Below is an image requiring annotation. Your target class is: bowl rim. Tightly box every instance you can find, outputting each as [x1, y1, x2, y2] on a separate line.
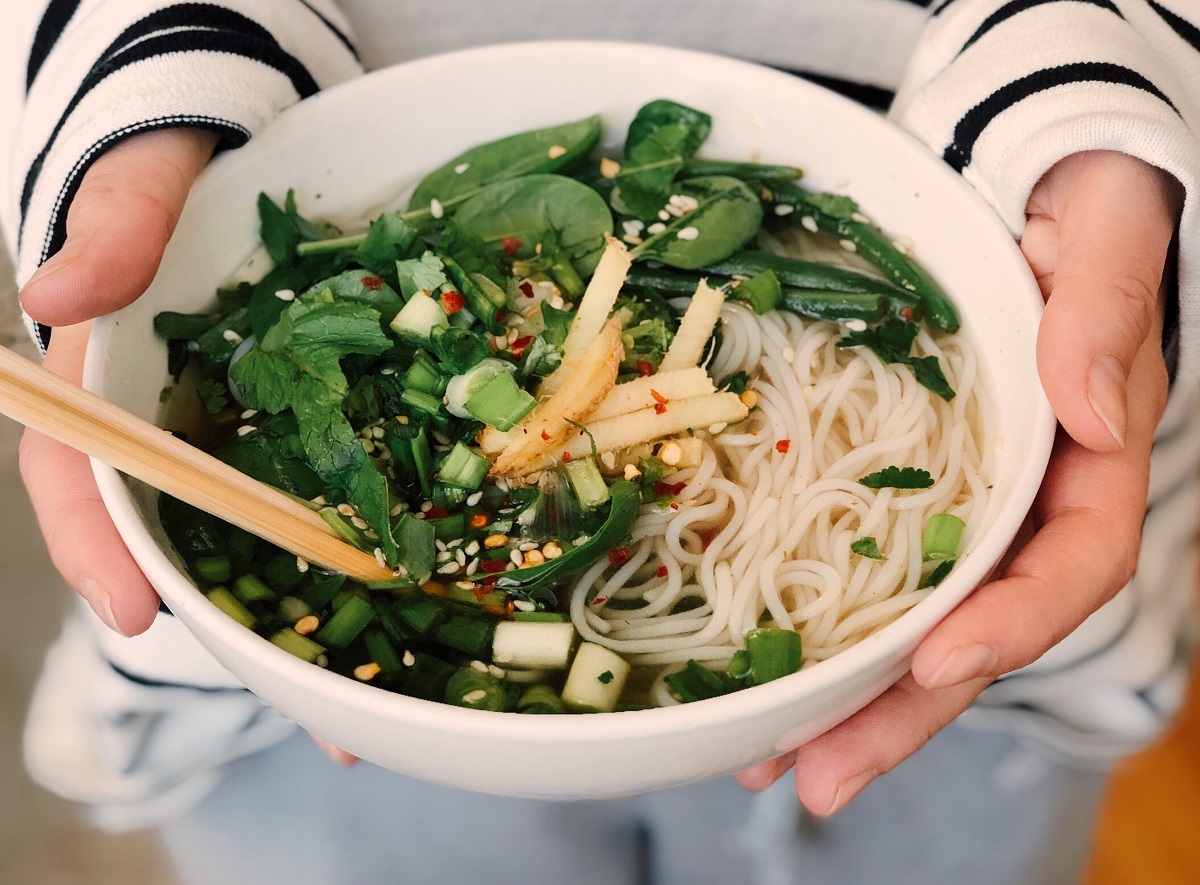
[85, 39, 1056, 743]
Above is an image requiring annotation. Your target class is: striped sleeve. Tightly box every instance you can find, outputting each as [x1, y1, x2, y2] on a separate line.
[890, 0, 1200, 378]
[8, 0, 362, 348]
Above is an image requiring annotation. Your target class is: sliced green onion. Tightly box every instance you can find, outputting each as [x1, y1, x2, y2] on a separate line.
[922, 513, 965, 562]
[732, 269, 782, 314]
[232, 574, 275, 606]
[315, 594, 376, 649]
[270, 628, 325, 663]
[564, 455, 610, 509]
[400, 350, 448, 395]
[464, 370, 536, 431]
[438, 441, 490, 490]
[444, 667, 506, 711]
[206, 587, 257, 628]
[194, 555, 231, 583]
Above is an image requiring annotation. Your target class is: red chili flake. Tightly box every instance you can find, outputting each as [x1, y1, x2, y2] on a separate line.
[670, 503, 679, 510]
[592, 596, 608, 606]
[425, 506, 448, 520]
[501, 236, 522, 257]
[562, 452, 572, 462]
[540, 429, 551, 441]
[636, 360, 655, 377]
[776, 439, 791, 454]
[519, 281, 535, 299]
[649, 389, 668, 404]
[608, 547, 632, 565]
[510, 335, 533, 358]
[480, 576, 499, 589]
[900, 306, 914, 322]
[472, 584, 491, 602]
[654, 402, 668, 414]
[697, 527, 720, 550]
[656, 565, 669, 578]
[480, 559, 508, 574]
[654, 480, 688, 498]
[439, 290, 465, 314]
[360, 275, 384, 290]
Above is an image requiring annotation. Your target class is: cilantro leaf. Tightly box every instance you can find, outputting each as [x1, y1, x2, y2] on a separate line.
[718, 370, 751, 395]
[850, 536, 886, 560]
[395, 251, 448, 299]
[229, 300, 398, 562]
[838, 317, 954, 401]
[858, 466, 934, 490]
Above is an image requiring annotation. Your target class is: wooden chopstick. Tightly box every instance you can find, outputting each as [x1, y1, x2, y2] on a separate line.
[0, 345, 395, 582]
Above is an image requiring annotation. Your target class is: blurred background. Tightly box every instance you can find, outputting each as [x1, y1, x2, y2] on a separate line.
[1, 242, 1197, 884]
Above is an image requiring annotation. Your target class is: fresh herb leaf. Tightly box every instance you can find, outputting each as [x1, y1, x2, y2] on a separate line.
[664, 659, 738, 703]
[850, 536, 886, 560]
[616, 100, 712, 219]
[838, 317, 954, 400]
[356, 211, 419, 278]
[718, 371, 751, 395]
[921, 559, 955, 589]
[858, 466, 934, 490]
[395, 252, 448, 300]
[195, 378, 229, 416]
[539, 301, 574, 347]
[257, 190, 326, 266]
[597, 670, 615, 685]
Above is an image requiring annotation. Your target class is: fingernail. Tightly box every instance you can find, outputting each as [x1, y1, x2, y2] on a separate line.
[79, 576, 125, 635]
[1087, 354, 1127, 449]
[922, 643, 997, 689]
[23, 238, 87, 290]
[825, 769, 878, 816]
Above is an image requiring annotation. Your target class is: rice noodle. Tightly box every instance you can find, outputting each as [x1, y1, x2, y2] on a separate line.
[568, 301, 994, 678]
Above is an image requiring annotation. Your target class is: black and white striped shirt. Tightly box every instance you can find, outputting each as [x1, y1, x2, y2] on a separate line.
[4, 0, 1199, 828]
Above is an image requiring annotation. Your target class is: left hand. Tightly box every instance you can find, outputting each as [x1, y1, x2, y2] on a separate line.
[737, 151, 1179, 814]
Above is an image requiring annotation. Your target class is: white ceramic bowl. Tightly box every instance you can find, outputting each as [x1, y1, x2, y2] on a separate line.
[86, 42, 1054, 799]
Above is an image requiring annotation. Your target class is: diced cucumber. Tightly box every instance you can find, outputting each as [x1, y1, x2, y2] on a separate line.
[564, 456, 610, 509]
[562, 642, 630, 713]
[389, 292, 449, 343]
[491, 620, 577, 670]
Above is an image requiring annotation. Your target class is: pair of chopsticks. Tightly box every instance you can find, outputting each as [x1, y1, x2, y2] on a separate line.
[0, 344, 395, 582]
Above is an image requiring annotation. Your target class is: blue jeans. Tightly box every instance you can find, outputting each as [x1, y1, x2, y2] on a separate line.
[159, 721, 1107, 885]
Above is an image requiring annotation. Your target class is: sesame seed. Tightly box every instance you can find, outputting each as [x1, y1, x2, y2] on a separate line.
[542, 541, 563, 560]
[462, 689, 488, 704]
[465, 540, 480, 556]
[547, 144, 567, 159]
[470, 659, 490, 672]
[622, 235, 643, 246]
[363, 530, 379, 540]
[839, 239, 858, 252]
[466, 491, 483, 507]
[374, 547, 387, 567]
[465, 559, 480, 576]
[371, 426, 386, 440]
[223, 330, 244, 345]
[647, 222, 667, 235]
[622, 219, 645, 236]
[599, 157, 621, 179]
[403, 651, 416, 667]
[512, 599, 536, 612]
[437, 561, 460, 575]
[236, 425, 255, 437]
[801, 216, 819, 233]
[658, 210, 671, 222]
[437, 551, 452, 564]
[505, 563, 517, 571]
[337, 503, 356, 516]
[773, 204, 795, 216]
[676, 226, 700, 241]
[240, 409, 258, 420]
[274, 288, 296, 301]
[429, 198, 444, 219]
[518, 541, 538, 552]
[851, 212, 871, 224]
[455, 549, 467, 566]
[488, 664, 506, 679]
[296, 556, 310, 573]
[510, 550, 524, 567]
[435, 539, 448, 552]
[454, 162, 470, 174]
[664, 203, 684, 217]
[421, 501, 434, 513]
[351, 516, 369, 530]
[843, 319, 868, 332]
[389, 503, 406, 517]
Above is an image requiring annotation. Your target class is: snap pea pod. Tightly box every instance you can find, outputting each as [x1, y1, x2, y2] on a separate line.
[495, 480, 640, 595]
[704, 251, 919, 304]
[681, 159, 801, 184]
[768, 182, 960, 333]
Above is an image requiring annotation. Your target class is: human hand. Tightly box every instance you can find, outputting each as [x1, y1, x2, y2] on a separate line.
[737, 151, 1179, 813]
[18, 129, 219, 635]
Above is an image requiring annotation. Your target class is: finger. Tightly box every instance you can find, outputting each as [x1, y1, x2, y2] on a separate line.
[1027, 151, 1178, 452]
[740, 674, 990, 815]
[18, 324, 160, 635]
[19, 128, 218, 326]
[913, 324, 1165, 691]
[308, 734, 359, 766]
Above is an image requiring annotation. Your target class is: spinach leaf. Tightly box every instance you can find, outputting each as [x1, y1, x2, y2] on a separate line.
[409, 115, 602, 211]
[616, 100, 712, 219]
[229, 301, 398, 561]
[631, 175, 762, 269]
[445, 174, 612, 278]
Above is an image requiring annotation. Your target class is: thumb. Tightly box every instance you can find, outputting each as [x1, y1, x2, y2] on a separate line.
[19, 128, 219, 326]
[1026, 151, 1179, 453]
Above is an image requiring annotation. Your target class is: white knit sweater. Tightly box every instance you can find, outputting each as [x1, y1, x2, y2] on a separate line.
[3, 0, 1199, 828]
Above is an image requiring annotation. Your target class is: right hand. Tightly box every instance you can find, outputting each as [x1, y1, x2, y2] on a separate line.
[18, 128, 218, 636]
